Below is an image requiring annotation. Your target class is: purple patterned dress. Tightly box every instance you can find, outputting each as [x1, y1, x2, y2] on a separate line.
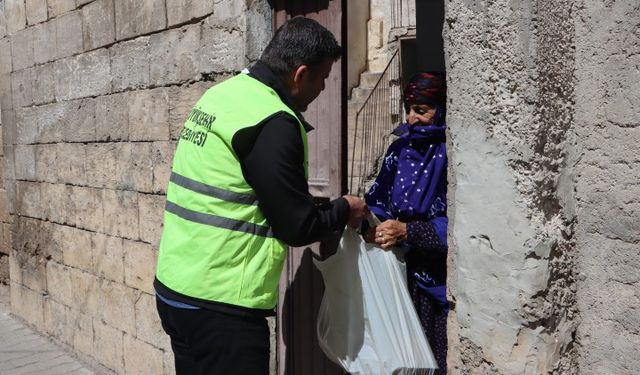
[365, 122, 448, 374]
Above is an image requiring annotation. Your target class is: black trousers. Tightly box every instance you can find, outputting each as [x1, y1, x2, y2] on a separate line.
[156, 296, 270, 375]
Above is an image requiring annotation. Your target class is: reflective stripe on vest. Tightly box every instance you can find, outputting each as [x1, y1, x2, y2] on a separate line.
[156, 73, 308, 310]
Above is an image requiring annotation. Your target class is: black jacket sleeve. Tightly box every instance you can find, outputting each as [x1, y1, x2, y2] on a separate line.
[233, 112, 350, 247]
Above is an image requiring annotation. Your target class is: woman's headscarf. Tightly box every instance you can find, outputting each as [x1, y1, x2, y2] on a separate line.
[403, 72, 446, 122]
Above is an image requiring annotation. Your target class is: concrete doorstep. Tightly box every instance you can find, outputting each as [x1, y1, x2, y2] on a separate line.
[0, 285, 97, 375]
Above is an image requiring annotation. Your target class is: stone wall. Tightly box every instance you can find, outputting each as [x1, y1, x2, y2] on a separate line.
[574, 1, 640, 374]
[0, 0, 272, 373]
[446, 0, 639, 374]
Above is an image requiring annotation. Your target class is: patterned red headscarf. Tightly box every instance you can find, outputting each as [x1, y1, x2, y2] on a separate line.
[403, 72, 447, 112]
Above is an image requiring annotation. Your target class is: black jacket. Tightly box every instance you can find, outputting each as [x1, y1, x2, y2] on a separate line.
[236, 61, 349, 246]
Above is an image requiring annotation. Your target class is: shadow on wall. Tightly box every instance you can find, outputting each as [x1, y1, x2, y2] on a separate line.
[280, 236, 343, 375]
[268, 0, 331, 15]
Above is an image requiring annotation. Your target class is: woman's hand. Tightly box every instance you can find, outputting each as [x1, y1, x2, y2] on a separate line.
[364, 220, 407, 250]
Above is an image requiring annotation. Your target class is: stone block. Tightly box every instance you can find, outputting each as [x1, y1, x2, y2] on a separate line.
[167, 0, 212, 26]
[69, 185, 103, 232]
[41, 184, 66, 225]
[2, 223, 12, 254]
[111, 142, 152, 192]
[72, 312, 94, 357]
[15, 106, 37, 144]
[47, 0, 76, 18]
[0, 38, 12, 74]
[245, 0, 271, 62]
[110, 36, 150, 91]
[26, 0, 48, 25]
[62, 98, 96, 142]
[0, 190, 9, 222]
[149, 24, 200, 86]
[45, 260, 72, 306]
[40, 182, 67, 224]
[44, 298, 73, 345]
[95, 92, 129, 141]
[15, 180, 41, 217]
[138, 193, 163, 246]
[55, 10, 82, 59]
[123, 239, 155, 294]
[36, 101, 65, 143]
[54, 48, 111, 101]
[5, 0, 27, 34]
[35, 144, 57, 183]
[114, 0, 166, 40]
[33, 62, 55, 105]
[46, 222, 66, 262]
[168, 82, 209, 140]
[9, 250, 22, 285]
[128, 87, 170, 141]
[61, 225, 92, 271]
[102, 188, 139, 240]
[130, 142, 153, 192]
[91, 232, 124, 282]
[33, 20, 57, 65]
[210, 0, 246, 30]
[0, 9, 7, 38]
[199, 20, 245, 74]
[163, 348, 176, 375]
[151, 141, 174, 193]
[18, 252, 47, 292]
[0, 74, 13, 111]
[82, 0, 115, 50]
[124, 334, 164, 375]
[14, 144, 36, 180]
[93, 318, 124, 374]
[67, 266, 98, 313]
[84, 143, 118, 188]
[55, 143, 86, 186]
[134, 292, 166, 346]
[11, 67, 34, 108]
[99, 280, 136, 333]
[11, 282, 45, 328]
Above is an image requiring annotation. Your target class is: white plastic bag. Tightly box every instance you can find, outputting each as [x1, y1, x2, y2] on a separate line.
[314, 222, 438, 375]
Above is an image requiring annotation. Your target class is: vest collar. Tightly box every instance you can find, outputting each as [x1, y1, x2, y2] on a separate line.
[248, 61, 314, 133]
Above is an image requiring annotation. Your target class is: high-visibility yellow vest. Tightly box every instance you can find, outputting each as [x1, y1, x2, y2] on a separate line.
[156, 73, 308, 310]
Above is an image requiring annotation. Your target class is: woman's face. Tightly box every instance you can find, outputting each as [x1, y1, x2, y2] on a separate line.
[406, 104, 437, 125]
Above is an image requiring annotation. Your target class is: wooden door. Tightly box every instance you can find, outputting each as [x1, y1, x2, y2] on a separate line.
[272, 1, 346, 374]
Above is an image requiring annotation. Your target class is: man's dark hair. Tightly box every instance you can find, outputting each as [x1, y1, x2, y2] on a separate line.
[260, 17, 341, 77]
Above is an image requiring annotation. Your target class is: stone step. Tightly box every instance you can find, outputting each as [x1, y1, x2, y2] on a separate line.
[360, 72, 383, 88]
[350, 86, 372, 103]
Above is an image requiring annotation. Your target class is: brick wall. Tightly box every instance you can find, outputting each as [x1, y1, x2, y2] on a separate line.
[0, 0, 272, 373]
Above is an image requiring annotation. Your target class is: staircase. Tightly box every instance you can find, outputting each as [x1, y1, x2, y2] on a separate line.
[347, 71, 381, 195]
[347, 50, 403, 196]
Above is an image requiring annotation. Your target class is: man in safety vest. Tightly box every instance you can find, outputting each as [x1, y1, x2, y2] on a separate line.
[154, 17, 368, 374]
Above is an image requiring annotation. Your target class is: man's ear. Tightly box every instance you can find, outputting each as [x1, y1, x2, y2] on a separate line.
[292, 64, 310, 88]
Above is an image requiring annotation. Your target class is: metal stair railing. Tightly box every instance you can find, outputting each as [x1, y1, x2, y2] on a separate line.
[349, 49, 403, 196]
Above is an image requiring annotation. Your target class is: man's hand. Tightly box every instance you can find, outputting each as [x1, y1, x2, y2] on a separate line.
[342, 195, 368, 228]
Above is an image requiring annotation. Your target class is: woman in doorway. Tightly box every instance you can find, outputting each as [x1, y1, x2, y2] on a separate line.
[363, 72, 448, 374]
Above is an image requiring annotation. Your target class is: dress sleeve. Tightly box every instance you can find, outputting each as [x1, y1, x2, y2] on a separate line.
[406, 217, 447, 255]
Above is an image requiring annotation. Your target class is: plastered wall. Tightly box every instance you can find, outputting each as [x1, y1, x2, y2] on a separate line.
[446, 0, 639, 374]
